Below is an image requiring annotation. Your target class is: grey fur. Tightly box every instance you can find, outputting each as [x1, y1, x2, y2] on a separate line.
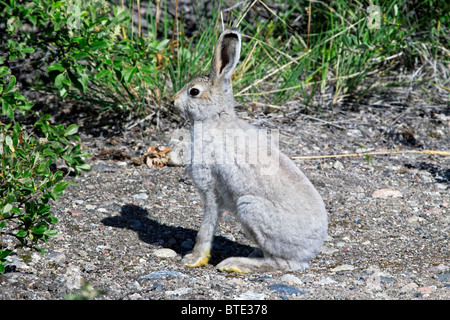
[172, 28, 328, 273]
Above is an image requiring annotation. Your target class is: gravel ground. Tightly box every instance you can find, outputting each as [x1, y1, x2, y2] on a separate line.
[1, 90, 449, 300]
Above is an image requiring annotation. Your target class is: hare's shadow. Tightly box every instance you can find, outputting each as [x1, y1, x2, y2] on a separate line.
[101, 204, 255, 266]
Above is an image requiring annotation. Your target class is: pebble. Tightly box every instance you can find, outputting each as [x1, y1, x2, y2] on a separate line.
[268, 283, 306, 296]
[333, 161, 345, 170]
[46, 253, 66, 264]
[321, 246, 339, 255]
[401, 282, 419, 292]
[436, 273, 450, 282]
[133, 192, 148, 200]
[153, 248, 177, 258]
[165, 287, 192, 296]
[280, 274, 302, 285]
[417, 286, 433, 294]
[372, 188, 403, 199]
[139, 269, 189, 280]
[235, 290, 266, 300]
[407, 216, 425, 223]
[316, 277, 337, 285]
[331, 264, 355, 272]
[91, 163, 117, 172]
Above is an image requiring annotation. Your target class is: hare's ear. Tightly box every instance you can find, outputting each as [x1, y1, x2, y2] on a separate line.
[210, 28, 241, 85]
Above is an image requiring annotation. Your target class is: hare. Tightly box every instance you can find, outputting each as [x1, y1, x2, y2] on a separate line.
[172, 28, 328, 273]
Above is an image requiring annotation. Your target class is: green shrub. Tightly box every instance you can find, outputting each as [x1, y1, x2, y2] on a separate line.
[0, 65, 90, 274]
[1, 0, 172, 116]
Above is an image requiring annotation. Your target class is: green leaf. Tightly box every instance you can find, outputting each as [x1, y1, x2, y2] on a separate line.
[76, 163, 91, 171]
[52, 181, 71, 195]
[123, 66, 137, 84]
[44, 230, 58, 237]
[91, 40, 108, 51]
[32, 225, 47, 234]
[2, 203, 12, 214]
[16, 229, 27, 237]
[54, 72, 65, 87]
[0, 249, 12, 260]
[48, 63, 65, 72]
[79, 73, 89, 92]
[64, 124, 79, 136]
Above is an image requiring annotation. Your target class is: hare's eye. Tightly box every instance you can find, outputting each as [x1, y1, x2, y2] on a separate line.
[189, 88, 200, 96]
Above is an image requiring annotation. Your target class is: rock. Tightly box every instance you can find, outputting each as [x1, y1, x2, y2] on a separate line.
[46, 253, 66, 264]
[139, 269, 189, 280]
[333, 160, 344, 170]
[153, 248, 177, 258]
[436, 273, 450, 282]
[268, 283, 306, 295]
[401, 282, 419, 292]
[235, 290, 266, 300]
[407, 216, 425, 223]
[316, 277, 337, 285]
[372, 188, 403, 199]
[280, 274, 302, 285]
[417, 286, 433, 294]
[165, 287, 192, 296]
[91, 163, 117, 172]
[331, 264, 355, 272]
[133, 192, 148, 200]
[380, 276, 396, 283]
[321, 246, 339, 255]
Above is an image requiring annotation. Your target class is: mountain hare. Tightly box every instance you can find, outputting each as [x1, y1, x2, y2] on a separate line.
[172, 28, 328, 273]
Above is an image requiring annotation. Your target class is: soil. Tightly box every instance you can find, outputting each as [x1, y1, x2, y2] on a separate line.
[1, 84, 448, 301]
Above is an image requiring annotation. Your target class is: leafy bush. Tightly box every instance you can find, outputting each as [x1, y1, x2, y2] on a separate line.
[1, 0, 172, 116]
[0, 65, 90, 274]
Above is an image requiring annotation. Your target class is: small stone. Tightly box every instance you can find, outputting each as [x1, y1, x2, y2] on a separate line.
[280, 274, 303, 285]
[86, 204, 96, 211]
[321, 246, 339, 255]
[407, 216, 425, 223]
[74, 200, 84, 205]
[116, 161, 127, 167]
[153, 248, 177, 258]
[92, 163, 117, 172]
[331, 264, 355, 272]
[380, 276, 396, 283]
[46, 252, 66, 264]
[127, 281, 142, 291]
[165, 287, 192, 296]
[436, 273, 450, 282]
[417, 286, 433, 294]
[139, 269, 188, 280]
[133, 192, 148, 200]
[268, 283, 306, 295]
[316, 277, 337, 285]
[235, 290, 266, 300]
[401, 282, 419, 292]
[333, 161, 344, 170]
[372, 188, 402, 199]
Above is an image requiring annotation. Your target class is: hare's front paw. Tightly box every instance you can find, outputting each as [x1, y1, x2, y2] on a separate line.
[182, 250, 210, 268]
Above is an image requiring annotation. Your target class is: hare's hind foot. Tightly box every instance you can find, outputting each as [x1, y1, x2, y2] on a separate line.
[216, 256, 310, 273]
[182, 249, 211, 268]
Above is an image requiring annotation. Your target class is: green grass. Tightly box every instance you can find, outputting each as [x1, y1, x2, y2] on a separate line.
[159, 0, 449, 110]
